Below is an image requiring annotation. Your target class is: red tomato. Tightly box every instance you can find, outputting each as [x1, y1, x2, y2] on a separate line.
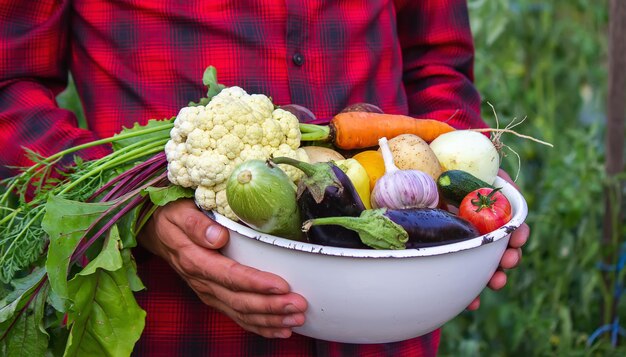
[458, 188, 512, 235]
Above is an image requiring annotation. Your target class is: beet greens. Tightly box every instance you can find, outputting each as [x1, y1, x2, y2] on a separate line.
[0, 118, 193, 356]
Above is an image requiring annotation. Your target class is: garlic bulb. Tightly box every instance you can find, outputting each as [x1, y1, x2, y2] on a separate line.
[371, 137, 439, 209]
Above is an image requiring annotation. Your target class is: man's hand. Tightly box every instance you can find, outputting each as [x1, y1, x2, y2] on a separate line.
[137, 199, 308, 338]
[466, 169, 529, 310]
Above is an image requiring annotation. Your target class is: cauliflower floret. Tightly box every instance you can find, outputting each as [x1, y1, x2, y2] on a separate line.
[187, 151, 234, 187]
[248, 94, 275, 115]
[215, 189, 236, 220]
[273, 108, 301, 149]
[174, 106, 202, 137]
[186, 128, 215, 156]
[165, 85, 308, 220]
[168, 127, 185, 143]
[164, 140, 186, 162]
[239, 144, 270, 162]
[216, 134, 244, 160]
[295, 147, 310, 162]
[195, 185, 216, 211]
[209, 124, 229, 141]
[193, 108, 214, 131]
[231, 123, 247, 139]
[272, 144, 310, 182]
[167, 159, 192, 187]
[211, 112, 231, 128]
[261, 119, 283, 148]
[244, 124, 264, 144]
[208, 87, 273, 126]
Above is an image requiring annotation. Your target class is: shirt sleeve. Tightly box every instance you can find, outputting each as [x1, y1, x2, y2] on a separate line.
[396, 0, 487, 130]
[0, 1, 110, 179]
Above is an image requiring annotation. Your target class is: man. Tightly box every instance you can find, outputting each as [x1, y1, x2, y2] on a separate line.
[0, 1, 527, 355]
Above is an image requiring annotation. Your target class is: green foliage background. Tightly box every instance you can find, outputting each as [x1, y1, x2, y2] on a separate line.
[55, 1, 625, 355]
[440, 1, 626, 356]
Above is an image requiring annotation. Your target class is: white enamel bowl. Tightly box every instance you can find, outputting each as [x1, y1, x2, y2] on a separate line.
[205, 177, 527, 344]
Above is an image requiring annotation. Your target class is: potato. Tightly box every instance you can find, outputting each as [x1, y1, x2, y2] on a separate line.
[381, 134, 443, 180]
[302, 146, 345, 163]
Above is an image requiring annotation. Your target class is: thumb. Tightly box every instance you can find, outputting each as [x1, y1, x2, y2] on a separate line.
[174, 200, 230, 249]
[203, 220, 230, 249]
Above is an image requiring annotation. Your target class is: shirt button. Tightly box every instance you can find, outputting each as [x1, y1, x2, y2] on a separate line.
[292, 53, 304, 66]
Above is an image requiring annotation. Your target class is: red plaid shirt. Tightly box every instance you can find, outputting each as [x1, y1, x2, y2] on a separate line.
[1, 0, 485, 355]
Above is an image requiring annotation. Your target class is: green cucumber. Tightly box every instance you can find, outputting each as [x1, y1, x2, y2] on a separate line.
[437, 170, 495, 207]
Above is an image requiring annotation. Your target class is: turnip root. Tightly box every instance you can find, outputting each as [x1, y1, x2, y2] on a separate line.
[429, 130, 500, 185]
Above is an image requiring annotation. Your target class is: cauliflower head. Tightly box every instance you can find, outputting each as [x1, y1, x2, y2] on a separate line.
[165, 86, 308, 220]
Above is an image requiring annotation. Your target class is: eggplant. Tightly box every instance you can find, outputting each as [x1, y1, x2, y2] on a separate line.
[271, 157, 368, 248]
[384, 209, 480, 248]
[302, 208, 480, 250]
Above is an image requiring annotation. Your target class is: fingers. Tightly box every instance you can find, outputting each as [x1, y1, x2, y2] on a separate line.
[509, 223, 529, 249]
[159, 201, 293, 294]
[142, 198, 310, 338]
[491, 238, 523, 292]
[475, 172, 528, 302]
[208, 282, 307, 339]
[500, 247, 522, 270]
[207, 299, 304, 338]
[192, 279, 307, 321]
[499, 223, 528, 270]
[165, 199, 230, 249]
[213, 297, 303, 338]
[186, 273, 307, 339]
[466, 296, 480, 311]
[172, 243, 293, 295]
[487, 270, 507, 290]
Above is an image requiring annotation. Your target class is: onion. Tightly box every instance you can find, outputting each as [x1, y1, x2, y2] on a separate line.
[429, 130, 500, 185]
[371, 137, 439, 209]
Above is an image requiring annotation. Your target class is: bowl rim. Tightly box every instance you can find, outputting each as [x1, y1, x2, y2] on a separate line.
[204, 177, 528, 258]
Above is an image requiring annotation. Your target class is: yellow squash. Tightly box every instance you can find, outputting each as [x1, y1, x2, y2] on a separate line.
[334, 159, 372, 209]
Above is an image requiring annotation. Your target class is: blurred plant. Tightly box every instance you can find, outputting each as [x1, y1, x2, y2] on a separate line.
[589, 240, 626, 347]
[441, 0, 626, 356]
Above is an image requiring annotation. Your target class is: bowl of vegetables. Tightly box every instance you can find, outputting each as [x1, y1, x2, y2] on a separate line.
[206, 174, 527, 344]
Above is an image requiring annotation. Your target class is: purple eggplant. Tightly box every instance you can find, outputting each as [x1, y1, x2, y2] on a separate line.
[271, 157, 368, 248]
[302, 208, 480, 250]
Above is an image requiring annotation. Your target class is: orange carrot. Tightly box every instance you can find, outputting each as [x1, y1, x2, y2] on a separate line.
[329, 112, 455, 149]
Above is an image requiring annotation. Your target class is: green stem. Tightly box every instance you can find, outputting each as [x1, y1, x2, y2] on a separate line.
[25, 123, 171, 175]
[1, 178, 21, 204]
[84, 135, 161, 166]
[271, 156, 320, 177]
[271, 156, 343, 204]
[0, 122, 173, 203]
[303, 209, 408, 250]
[299, 123, 330, 142]
[0, 207, 21, 227]
[59, 138, 167, 195]
[135, 203, 159, 235]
